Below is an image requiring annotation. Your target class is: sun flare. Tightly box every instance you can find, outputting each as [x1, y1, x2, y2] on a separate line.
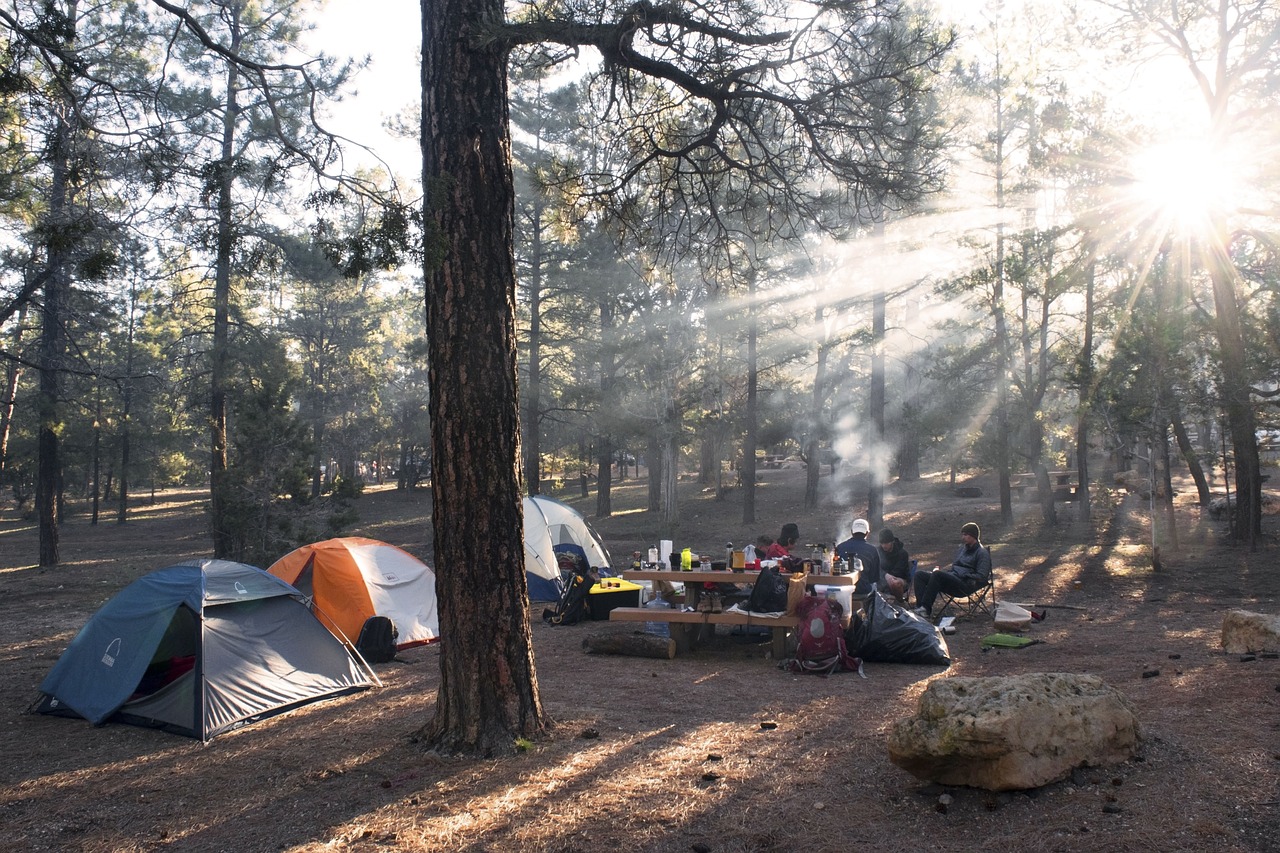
[1126, 135, 1238, 237]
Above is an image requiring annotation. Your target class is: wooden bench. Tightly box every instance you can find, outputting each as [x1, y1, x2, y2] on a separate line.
[608, 607, 798, 658]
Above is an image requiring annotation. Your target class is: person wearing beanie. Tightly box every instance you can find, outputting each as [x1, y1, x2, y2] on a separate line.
[913, 521, 992, 620]
[835, 517, 880, 596]
[876, 527, 912, 602]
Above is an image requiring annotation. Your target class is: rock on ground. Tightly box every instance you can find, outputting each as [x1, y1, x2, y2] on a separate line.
[887, 672, 1141, 791]
[1221, 610, 1280, 654]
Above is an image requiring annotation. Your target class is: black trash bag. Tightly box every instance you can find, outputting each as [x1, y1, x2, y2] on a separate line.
[745, 566, 788, 613]
[844, 587, 951, 666]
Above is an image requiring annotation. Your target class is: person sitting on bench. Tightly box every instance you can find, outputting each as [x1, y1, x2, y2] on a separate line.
[914, 522, 991, 620]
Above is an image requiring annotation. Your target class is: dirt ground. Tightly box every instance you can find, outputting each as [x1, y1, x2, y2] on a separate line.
[0, 467, 1277, 853]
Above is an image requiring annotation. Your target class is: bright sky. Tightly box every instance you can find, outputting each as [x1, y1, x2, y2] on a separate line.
[306, 0, 421, 181]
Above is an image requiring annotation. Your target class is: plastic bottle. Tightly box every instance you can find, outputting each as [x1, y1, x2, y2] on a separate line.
[744, 543, 756, 564]
[647, 544, 659, 566]
[681, 547, 693, 571]
[821, 544, 833, 576]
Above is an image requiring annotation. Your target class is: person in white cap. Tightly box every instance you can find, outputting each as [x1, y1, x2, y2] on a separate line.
[835, 517, 880, 596]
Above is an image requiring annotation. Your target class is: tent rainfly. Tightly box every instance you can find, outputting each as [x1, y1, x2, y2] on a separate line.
[267, 537, 438, 649]
[33, 559, 378, 740]
[523, 494, 612, 601]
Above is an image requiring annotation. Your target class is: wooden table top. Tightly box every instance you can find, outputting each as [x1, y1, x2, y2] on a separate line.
[621, 569, 855, 585]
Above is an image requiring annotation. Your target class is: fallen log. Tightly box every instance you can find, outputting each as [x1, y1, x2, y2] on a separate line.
[583, 631, 676, 659]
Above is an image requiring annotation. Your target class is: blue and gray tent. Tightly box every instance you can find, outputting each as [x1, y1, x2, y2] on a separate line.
[33, 559, 378, 740]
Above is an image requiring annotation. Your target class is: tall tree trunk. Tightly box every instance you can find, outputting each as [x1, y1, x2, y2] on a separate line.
[419, 0, 545, 755]
[91, 404, 102, 525]
[868, 265, 886, 530]
[523, 200, 543, 496]
[116, 286, 136, 524]
[37, 99, 77, 567]
[1207, 225, 1261, 545]
[1170, 401, 1210, 506]
[661, 405, 680, 528]
[209, 11, 243, 559]
[594, 300, 615, 517]
[0, 302, 27, 483]
[1155, 419, 1178, 552]
[804, 304, 828, 510]
[1075, 258, 1094, 522]
[742, 269, 759, 524]
[991, 47, 1012, 525]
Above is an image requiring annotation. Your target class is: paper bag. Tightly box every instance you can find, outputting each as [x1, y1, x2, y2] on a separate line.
[786, 572, 809, 616]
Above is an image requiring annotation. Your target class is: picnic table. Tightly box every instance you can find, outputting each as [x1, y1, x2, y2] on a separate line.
[614, 569, 855, 657]
[1012, 471, 1080, 501]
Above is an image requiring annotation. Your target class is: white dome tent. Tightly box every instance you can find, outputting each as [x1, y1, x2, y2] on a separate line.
[522, 495, 612, 601]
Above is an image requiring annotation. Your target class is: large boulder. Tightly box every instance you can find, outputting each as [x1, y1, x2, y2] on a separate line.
[1221, 610, 1280, 654]
[887, 673, 1141, 791]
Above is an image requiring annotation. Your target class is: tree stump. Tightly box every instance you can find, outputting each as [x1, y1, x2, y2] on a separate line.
[583, 631, 676, 659]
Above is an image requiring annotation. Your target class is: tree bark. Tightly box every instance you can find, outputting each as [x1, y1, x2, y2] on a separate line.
[37, 101, 76, 567]
[868, 266, 886, 530]
[1207, 228, 1261, 546]
[0, 302, 26, 484]
[209, 8, 242, 559]
[1170, 402, 1210, 506]
[582, 632, 676, 659]
[804, 302, 828, 510]
[742, 268, 759, 524]
[594, 299, 615, 518]
[1075, 258, 1094, 523]
[522, 198, 544, 496]
[419, 0, 547, 755]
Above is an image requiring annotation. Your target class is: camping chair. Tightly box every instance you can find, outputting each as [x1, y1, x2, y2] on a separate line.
[935, 560, 996, 620]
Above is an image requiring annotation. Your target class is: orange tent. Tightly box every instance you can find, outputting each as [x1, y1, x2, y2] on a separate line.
[267, 538, 438, 649]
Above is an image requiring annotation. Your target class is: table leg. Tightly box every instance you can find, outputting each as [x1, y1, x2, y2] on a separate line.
[669, 623, 695, 655]
[771, 626, 788, 659]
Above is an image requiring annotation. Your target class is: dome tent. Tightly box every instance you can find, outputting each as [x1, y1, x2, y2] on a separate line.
[34, 559, 377, 741]
[267, 537, 438, 649]
[523, 494, 612, 601]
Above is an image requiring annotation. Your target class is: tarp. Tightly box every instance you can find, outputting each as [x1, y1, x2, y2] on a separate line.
[523, 495, 612, 601]
[34, 559, 376, 740]
[268, 538, 438, 649]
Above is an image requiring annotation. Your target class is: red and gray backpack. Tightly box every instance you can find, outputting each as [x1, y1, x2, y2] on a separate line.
[783, 595, 863, 676]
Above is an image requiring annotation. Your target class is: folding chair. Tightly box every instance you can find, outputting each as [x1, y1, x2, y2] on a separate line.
[935, 567, 996, 620]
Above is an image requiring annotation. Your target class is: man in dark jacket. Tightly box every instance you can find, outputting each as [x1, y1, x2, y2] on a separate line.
[914, 522, 991, 619]
[876, 527, 912, 602]
[836, 518, 880, 596]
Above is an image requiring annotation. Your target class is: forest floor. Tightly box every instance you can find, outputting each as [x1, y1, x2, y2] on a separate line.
[0, 465, 1277, 852]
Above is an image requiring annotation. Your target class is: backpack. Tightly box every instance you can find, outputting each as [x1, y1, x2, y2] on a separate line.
[542, 568, 598, 626]
[356, 615, 398, 663]
[745, 566, 789, 613]
[783, 595, 862, 676]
